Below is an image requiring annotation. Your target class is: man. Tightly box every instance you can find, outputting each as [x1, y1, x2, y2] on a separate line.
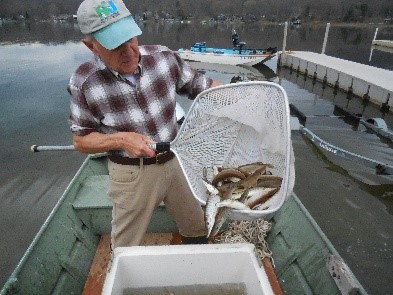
[68, 0, 221, 247]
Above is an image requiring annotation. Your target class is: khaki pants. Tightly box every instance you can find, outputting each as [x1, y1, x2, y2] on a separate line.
[108, 157, 206, 248]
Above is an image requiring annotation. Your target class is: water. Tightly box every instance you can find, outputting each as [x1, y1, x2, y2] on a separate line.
[123, 283, 247, 295]
[1, 20, 393, 294]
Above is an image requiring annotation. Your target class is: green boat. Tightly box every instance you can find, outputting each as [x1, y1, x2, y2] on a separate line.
[1, 154, 367, 294]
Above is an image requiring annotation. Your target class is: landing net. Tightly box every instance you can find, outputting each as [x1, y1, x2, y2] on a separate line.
[173, 81, 295, 219]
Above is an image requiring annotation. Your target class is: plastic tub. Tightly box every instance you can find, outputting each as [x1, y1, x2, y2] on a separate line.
[102, 243, 274, 295]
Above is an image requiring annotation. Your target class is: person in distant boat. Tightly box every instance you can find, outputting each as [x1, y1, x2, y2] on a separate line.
[232, 29, 240, 47]
[68, 0, 221, 248]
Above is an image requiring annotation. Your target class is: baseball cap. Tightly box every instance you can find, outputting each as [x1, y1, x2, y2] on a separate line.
[77, 0, 142, 50]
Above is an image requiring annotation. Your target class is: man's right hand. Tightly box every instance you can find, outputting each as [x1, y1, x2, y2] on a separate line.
[118, 132, 155, 158]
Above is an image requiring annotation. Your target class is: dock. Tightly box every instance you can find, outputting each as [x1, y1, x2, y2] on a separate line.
[278, 51, 393, 111]
[372, 39, 393, 48]
[371, 40, 393, 54]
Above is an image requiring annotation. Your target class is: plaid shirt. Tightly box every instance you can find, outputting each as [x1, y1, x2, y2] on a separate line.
[68, 45, 212, 151]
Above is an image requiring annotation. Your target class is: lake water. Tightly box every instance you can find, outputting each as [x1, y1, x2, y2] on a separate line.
[1, 20, 393, 294]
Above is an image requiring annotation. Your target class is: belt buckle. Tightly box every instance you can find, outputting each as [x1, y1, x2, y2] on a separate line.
[155, 151, 168, 164]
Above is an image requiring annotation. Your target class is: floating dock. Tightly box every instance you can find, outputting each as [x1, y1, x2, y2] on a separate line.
[372, 39, 393, 48]
[278, 51, 393, 111]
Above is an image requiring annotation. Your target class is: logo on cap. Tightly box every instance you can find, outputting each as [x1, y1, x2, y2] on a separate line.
[95, 0, 119, 22]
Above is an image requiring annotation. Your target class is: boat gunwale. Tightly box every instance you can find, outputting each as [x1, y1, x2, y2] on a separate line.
[0, 154, 103, 293]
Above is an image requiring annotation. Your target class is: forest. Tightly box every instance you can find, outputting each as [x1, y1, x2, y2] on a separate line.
[0, 0, 392, 23]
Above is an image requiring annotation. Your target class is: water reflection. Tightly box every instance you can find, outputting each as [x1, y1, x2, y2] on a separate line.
[278, 66, 393, 126]
[1, 21, 393, 70]
[0, 21, 82, 45]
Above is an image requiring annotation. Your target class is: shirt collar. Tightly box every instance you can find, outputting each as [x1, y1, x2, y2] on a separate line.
[94, 56, 143, 81]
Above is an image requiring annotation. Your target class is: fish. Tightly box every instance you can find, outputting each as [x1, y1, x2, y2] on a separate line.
[207, 186, 250, 237]
[252, 195, 277, 210]
[212, 166, 220, 176]
[202, 178, 219, 195]
[209, 206, 230, 238]
[216, 199, 250, 210]
[211, 168, 246, 186]
[256, 175, 283, 188]
[229, 187, 248, 200]
[205, 193, 221, 238]
[218, 166, 266, 195]
[243, 187, 279, 208]
[202, 178, 222, 237]
[202, 162, 282, 237]
[238, 162, 272, 176]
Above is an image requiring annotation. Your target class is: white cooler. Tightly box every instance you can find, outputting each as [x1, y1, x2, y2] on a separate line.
[102, 243, 274, 295]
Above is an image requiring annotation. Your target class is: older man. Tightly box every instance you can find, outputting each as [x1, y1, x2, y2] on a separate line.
[68, 0, 221, 247]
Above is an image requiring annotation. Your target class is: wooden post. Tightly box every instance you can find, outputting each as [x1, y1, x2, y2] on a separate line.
[321, 23, 330, 54]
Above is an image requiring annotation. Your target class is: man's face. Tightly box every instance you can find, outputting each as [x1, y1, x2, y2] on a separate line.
[84, 37, 140, 74]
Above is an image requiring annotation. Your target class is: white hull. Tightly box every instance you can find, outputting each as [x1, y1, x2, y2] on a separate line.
[177, 50, 274, 66]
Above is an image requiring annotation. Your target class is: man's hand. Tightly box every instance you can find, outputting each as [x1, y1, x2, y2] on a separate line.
[118, 132, 156, 157]
[211, 80, 223, 87]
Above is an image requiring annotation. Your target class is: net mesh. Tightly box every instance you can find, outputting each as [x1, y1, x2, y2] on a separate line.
[173, 81, 295, 219]
[215, 219, 273, 261]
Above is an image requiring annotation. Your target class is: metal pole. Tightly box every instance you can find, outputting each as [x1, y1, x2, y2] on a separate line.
[31, 145, 75, 152]
[369, 28, 379, 61]
[369, 48, 374, 62]
[373, 28, 379, 41]
[279, 21, 288, 67]
[282, 21, 288, 53]
[321, 23, 330, 54]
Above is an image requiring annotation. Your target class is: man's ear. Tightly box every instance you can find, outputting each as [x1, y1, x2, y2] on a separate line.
[82, 38, 98, 55]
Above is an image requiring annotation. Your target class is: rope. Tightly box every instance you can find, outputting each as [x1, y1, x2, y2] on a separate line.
[215, 218, 273, 261]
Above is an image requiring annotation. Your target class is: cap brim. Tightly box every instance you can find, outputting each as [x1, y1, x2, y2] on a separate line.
[93, 16, 142, 50]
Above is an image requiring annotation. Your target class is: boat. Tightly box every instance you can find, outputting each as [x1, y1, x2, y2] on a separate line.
[178, 31, 277, 66]
[186, 61, 278, 83]
[359, 117, 393, 141]
[333, 104, 393, 142]
[370, 39, 393, 56]
[290, 18, 302, 26]
[0, 153, 367, 294]
[178, 42, 277, 66]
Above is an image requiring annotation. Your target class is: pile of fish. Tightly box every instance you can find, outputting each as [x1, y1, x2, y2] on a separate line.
[203, 162, 282, 238]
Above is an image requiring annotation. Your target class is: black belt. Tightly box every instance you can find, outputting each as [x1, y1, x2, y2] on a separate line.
[108, 151, 175, 166]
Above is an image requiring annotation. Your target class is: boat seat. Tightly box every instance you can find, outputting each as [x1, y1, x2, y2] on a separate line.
[72, 175, 112, 234]
[72, 175, 173, 235]
[73, 175, 167, 210]
[73, 175, 112, 210]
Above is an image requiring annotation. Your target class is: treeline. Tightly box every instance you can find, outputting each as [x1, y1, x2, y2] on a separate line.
[0, 0, 392, 22]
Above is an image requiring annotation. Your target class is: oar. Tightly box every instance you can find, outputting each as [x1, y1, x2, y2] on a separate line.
[30, 145, 75, 152]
